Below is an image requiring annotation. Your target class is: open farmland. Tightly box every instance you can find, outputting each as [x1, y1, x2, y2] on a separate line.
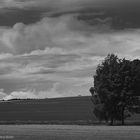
[0, 125, 140, 140]
[0, 96, 95, 123]
[0, 96, 139, 124]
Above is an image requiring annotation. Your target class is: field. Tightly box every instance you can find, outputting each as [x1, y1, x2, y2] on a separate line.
[0, 96, 139, 124]
[0, 125, 140, 140]
[0, 96, 95, 123]
[0, 96, 140, 140]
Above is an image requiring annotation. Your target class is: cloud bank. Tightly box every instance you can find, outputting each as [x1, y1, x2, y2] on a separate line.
[0, 1, 140, 100]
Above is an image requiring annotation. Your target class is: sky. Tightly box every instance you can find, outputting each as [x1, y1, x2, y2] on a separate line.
[0, 0, 140, 100]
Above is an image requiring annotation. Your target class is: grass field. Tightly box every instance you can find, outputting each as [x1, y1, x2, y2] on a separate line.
[0, 96, 95, 122]
[0, 96, 139, 124]
[0, 125, 140, 140]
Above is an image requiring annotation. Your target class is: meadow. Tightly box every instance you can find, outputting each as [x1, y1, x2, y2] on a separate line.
[0, 96, 140, 140]
[0, 125, 140, 140]
[0, 96, 139, 124]
[0, 96, 95, 123]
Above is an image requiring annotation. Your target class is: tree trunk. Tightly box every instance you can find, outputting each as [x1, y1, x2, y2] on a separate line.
[121, 106, 125, 125]
[110, 117, 114, 125]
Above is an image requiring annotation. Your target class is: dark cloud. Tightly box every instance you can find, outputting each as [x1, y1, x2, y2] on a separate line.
[0, 0, 140, 29]
[0, 8, 49, 26]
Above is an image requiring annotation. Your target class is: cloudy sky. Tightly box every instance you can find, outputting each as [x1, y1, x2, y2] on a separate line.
[0, 0, 140, 100]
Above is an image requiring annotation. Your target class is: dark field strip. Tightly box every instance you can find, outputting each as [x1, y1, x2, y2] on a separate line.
[0, 96, 95, 122]
[0, 96, 139, 124]
[0, 125, 140, 140]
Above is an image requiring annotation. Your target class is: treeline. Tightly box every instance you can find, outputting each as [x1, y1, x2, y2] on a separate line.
[90, 54, 140, 125]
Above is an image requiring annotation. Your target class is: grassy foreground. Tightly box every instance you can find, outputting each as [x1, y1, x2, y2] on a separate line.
[0, 125, 139, 140]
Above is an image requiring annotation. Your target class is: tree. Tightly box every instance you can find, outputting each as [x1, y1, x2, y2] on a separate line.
[90, 87, 109, 123]
[90, 54, 140, 125]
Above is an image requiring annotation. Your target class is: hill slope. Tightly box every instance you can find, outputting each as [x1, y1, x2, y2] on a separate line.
[0, 96, 139, 124]
[0, 96, 96, 122]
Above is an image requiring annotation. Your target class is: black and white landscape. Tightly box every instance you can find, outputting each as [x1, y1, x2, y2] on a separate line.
[0, 0, 140, 140]
[0, 0, 140, 99]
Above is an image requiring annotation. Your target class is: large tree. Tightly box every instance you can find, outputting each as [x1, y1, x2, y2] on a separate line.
[90, 54, 140, 125]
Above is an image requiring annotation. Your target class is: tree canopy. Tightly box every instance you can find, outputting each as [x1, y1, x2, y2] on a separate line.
[90, 54, 140, 125]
